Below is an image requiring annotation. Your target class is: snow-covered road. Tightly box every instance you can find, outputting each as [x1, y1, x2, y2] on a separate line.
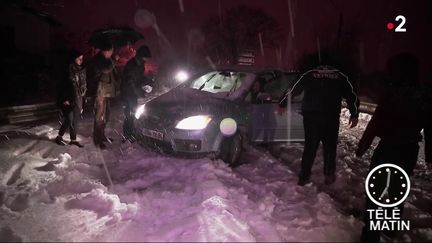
[0, 107, 431, 242]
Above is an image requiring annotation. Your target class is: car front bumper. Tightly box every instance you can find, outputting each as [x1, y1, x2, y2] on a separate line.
[135, 117, 224, 154]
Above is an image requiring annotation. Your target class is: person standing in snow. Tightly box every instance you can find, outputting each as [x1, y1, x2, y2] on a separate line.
[356, 53, 425, 242]
[89, 44, 121, 149]
[55, 50, 87, 147]
[278, 62, 359, 186]
[422, 83, 432, 169]
[425, 126, 432, 167]
[121, 45, 153, 142]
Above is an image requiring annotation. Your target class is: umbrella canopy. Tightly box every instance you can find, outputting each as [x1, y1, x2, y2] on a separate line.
[88, 27, 144, 49]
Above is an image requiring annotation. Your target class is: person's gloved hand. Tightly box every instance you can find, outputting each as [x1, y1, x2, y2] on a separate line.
[142, 85, 153, 93]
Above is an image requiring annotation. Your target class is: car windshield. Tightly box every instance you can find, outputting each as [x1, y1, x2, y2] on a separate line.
[188, 71, 247, 94]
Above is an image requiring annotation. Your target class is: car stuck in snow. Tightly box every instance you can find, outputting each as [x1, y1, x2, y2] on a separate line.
[134, 68, 305, 166]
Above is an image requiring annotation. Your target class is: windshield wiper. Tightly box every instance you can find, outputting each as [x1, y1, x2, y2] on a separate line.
[198, 73, 217, 90]
[228, 76, 239, 95]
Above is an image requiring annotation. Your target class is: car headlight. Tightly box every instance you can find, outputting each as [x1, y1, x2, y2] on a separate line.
[135, 104, 145, 119]
[175, 70, 189, 83]
[175, 115, 212, 130]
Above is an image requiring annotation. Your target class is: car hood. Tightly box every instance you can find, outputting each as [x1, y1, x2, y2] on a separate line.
[144, 88, 230, 120]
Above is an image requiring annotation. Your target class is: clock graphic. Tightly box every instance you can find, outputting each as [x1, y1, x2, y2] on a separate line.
[365, 163, 410, 208]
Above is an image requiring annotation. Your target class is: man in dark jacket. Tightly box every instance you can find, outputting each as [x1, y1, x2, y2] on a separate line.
[426, 126, 431, 167]
[356, 53, 425, 242]
[121, 45, 153, 142]
[90, 44, 121, 149]
[55, 50, 87, 147]
[279, 65, 359, 185]
[422, 83, 432, 168]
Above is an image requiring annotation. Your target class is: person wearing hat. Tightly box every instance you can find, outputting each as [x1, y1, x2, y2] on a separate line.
[121, 45, 153, 142]
[55, 49, 87, 147]
[89, 43, 121, 149]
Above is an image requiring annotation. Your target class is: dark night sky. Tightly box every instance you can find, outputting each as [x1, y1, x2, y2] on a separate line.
[30, 0, 432, 81]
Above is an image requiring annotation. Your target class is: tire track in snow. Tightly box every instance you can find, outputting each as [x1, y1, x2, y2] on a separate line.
[12, 140, 40, 157]
[4, 163, 25, 186]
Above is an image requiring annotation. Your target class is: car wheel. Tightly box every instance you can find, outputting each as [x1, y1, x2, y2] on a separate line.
[220, 132, 243, 167]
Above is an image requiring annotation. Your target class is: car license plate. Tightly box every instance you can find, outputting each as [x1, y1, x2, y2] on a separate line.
[142, 128, 164, 141]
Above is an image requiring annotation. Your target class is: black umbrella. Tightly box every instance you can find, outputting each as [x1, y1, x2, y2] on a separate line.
[88, 27, 144, 49]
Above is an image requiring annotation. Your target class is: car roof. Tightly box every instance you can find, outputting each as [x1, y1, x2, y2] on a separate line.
[196, 65, 299, 75]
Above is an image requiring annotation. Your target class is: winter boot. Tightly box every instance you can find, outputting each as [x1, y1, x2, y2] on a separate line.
[98, 142, 107, 150]
[70, 140, 84, 148]
[297, 177, 311, 186]
[55, 136, 67, 146]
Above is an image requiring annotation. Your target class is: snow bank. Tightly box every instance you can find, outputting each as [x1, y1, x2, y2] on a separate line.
[0, 107, 430, 242]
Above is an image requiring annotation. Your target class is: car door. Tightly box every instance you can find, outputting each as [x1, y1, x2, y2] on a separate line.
[249, 72, 304, 143]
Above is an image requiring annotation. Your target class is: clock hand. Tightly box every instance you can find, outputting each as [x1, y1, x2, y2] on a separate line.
[378, 171, 392, 199]
[386, 170, 391, 187]
[379, 187, 388, 199]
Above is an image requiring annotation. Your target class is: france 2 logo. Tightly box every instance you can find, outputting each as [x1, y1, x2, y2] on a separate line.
[387, 15, 407, 32]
